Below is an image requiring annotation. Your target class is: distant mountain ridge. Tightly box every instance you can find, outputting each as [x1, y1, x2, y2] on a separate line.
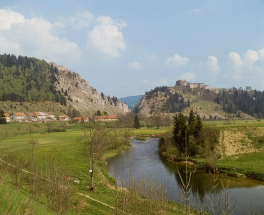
[119, 95, 143, 110]
[0, 54, 129, 115]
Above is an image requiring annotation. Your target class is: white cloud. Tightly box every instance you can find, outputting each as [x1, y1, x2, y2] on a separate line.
[55, 11, 93, 29]
[143, 77, 168, 87]
[129, 61, 141, 70]
[228, 52, 242, 67]
[0, 9, 24, 30]
[206, 56, 220, 75]
[226, 49, 261, 81]
[243, 50, 259, 67]
[165, 54, 189, 67]
[179, 72, 196, 81]
[87, 16, 126, 58]
[0, 10, 82, 65]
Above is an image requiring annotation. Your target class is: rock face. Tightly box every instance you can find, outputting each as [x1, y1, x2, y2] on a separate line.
[50, 62, 130, 114]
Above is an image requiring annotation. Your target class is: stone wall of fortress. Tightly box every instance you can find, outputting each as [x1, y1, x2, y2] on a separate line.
[176, 80, 205, 89]
[175, 80, 219, 93]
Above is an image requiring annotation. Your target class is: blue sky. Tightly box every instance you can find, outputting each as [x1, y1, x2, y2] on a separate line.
[0, 0, 264, 97]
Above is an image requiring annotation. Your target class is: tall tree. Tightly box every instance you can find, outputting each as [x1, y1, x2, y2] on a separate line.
[0, 110, 7, 124]
[194, 115, 202, 139]
[188, 109, 196, 136]
[133, 114, 140, 129]
[173, 112, 187, 153]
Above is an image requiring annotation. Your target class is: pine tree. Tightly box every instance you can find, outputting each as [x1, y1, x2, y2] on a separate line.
[0, 110, 7, 124]
[188, 109, 196, 136]
[173, 112, 187, 153]
[194, 115, 202, 138]
[134, 114, 140, 129]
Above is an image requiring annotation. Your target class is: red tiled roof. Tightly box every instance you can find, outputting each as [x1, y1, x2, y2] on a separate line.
[4, 113, 10, 117]
[13, 112, 26, 117]
[58, 114, 68, 118]
[94, 115, 118, 120]
[73, 117, 82, 121]
[25, 112, 35, 116]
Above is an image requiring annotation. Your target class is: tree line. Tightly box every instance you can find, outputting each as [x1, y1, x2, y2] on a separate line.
[0, 54, 66, 105]
[217, 89, 264, 118]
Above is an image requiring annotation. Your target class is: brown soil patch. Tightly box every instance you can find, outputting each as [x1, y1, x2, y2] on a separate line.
[216, 127, 264, 158]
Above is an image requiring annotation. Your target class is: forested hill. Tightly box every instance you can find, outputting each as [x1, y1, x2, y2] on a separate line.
[135, 84, 264, 119]
[0, 54, 66, 105]
[0, 54, 129, 114]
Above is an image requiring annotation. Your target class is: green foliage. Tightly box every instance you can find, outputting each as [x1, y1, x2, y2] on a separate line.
[218, 88, 264, 117]
[0, 110, 7, 124]
[159, 135, 179, 161]
[188, 109, 195, 136]
[194, 115, 203, 138]
[173, 112, 187, 153]
[171, 110, 218, 157]
[0, 54, 66, 105]
[134, 114, 140, 129]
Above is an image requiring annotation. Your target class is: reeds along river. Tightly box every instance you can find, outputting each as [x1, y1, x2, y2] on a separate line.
[106, 138, 264, 215]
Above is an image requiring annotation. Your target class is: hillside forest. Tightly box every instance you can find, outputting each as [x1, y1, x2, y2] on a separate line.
[0, 54, 66, 105]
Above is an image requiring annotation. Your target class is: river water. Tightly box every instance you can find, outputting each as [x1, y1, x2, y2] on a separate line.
[106, 138, 264, 215]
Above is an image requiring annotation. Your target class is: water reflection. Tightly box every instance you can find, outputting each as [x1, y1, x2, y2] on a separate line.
[106, 138, 264, 214]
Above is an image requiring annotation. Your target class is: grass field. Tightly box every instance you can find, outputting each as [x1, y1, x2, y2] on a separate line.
[0, 123, 191, 214]
[215, 151, 264, 180]
[204, 119, 264, 129]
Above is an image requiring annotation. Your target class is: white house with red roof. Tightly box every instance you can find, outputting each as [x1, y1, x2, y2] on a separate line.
[10, 113, 26, 122]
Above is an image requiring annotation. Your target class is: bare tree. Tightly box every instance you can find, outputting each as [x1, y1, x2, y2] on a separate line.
[83, 125, 113, 191]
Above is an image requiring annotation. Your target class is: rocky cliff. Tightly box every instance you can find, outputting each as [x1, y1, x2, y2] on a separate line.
[50, 62, 130, 114]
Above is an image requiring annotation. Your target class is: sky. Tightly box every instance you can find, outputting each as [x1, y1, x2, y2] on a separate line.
[0, 0, 264, 98]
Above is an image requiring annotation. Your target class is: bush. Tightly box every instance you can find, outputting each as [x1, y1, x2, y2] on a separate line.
[158, 132, 179, 161]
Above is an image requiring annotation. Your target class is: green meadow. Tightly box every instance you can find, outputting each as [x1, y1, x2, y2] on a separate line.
[1, 122, 191, 214]
[1, 120, 264, 214]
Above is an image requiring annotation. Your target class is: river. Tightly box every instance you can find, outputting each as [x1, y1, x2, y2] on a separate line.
[106, 138, 264, 215]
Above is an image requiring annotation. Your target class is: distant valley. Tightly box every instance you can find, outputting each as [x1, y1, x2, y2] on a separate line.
[119, 95, 143, 110]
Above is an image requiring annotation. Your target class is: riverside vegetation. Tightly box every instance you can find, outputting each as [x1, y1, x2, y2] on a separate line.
[159, 110, 264, 181]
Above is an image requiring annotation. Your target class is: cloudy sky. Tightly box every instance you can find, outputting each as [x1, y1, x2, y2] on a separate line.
[0, 0, 264, 97]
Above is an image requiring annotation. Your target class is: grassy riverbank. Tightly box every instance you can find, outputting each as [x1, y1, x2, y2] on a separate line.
[159, 119, 264, 182]
[215, 151, 264, 180]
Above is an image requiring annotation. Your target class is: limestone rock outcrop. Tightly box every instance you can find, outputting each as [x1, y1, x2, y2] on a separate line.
[50, 62, 130, 114]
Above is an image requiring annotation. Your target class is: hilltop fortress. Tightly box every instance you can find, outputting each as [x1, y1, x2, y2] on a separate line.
[176, 80, 219, 93]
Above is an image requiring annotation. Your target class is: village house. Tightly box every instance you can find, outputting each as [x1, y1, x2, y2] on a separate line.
[34, 112, 47, 121]
[73, 117, 82, 123]
[4, 113, 10, 122]
[25, 112, 36, 121]
[11, 113, 26, 122]
[93, 115, 118, 122]
[58, 114, 69, 121]
[46, 112, 55, 120]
